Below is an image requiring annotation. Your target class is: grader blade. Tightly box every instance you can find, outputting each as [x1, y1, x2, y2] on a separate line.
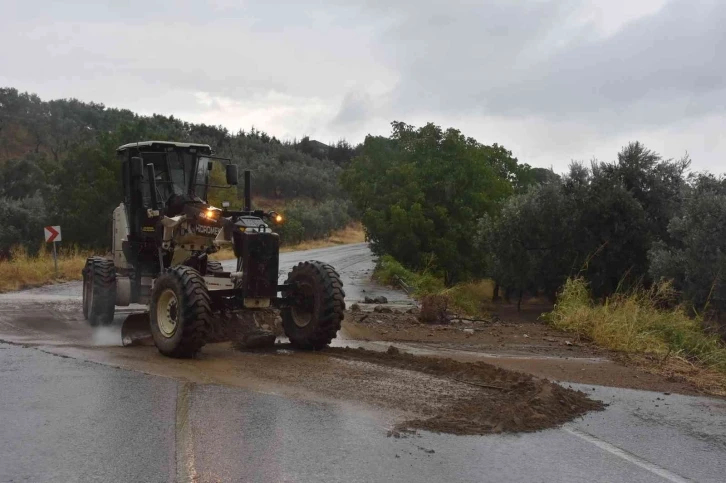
[226, 309, 280, 351]
[120, 312, 154, 347]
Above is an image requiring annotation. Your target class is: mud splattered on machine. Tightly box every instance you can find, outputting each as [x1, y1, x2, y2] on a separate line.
[82, 141, 345, 357]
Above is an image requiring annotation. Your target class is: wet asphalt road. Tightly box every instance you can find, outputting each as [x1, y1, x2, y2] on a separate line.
[1, 243, 726, 482]
[229, 243, 413, 305]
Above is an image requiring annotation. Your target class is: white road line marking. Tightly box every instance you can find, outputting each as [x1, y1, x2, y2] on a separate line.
[176, 382, 198, 482]
[563, 426, 692, 483]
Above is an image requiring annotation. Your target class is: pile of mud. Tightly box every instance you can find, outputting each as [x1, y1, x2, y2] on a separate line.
[325, 346, 605, 435]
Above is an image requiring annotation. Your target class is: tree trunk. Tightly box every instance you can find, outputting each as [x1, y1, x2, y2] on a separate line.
[517, 290, 523, 312]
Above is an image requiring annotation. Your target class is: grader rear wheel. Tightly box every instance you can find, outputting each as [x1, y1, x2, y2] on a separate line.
[82, 257, 116, 327]
[281, 261, 345, 350]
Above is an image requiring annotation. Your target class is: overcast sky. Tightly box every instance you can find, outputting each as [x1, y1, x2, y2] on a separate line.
[1, 0, 724, 173]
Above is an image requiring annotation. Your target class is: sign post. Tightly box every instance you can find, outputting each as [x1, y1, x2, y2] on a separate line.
[44, 226, 62, 277]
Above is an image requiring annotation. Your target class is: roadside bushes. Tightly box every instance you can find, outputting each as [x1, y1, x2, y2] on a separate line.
[374, 254, 493, 317]
[545, 278, 726, 373]
[649, 174, 726, 326]
[275, 200, 351, 245]
[476, 142, 690, 302]
[374, 254, 445, 296]
[0, 194, 48, 258]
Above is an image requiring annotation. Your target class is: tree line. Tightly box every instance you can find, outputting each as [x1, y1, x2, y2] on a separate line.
[343, 122, 726, 322]
[0, 88, 355, 254]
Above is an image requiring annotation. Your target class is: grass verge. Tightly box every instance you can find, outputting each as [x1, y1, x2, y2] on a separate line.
[0, 245, 93, 293]
[544, 277, 726, 393]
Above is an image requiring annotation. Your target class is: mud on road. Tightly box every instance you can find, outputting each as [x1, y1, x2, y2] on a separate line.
[346, 302, 716, 397]
[324, 346, 603, 435]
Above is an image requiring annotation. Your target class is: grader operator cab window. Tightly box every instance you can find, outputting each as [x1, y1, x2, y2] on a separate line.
[138, 151, 205, 206]
[194, 156, 212, 201]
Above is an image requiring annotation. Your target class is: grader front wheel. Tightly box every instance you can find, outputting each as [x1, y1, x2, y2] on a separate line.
[149, 266, 211, 358]
[281, 261, 345, 350]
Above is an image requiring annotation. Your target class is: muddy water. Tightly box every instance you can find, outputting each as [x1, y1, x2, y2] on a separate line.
[0, 244, 409, 405]
[0, 244, 605, 434]
[0, 297, 466, 425]
[0, 292, 603, 435]
[0, 244, 415, 405]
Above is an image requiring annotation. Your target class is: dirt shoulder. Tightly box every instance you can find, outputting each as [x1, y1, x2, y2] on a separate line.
[343, 302, 723, 397]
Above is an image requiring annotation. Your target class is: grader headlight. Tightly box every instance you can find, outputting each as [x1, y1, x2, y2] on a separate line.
[268, 211, 283, 224]
[201, 207, 221, 221]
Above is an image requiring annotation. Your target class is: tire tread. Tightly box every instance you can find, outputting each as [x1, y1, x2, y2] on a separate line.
[151, 266, 211, 358]
[83, 256, 116, 326]
[282, 260, 345, 350]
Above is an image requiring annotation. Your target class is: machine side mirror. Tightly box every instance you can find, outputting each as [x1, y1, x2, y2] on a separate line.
[226, 164, 239, 185]
[130, 157, 144, 178]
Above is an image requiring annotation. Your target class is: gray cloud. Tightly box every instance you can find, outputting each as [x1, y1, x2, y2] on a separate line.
[369, 0, 725, 130]
[331, 91, 374, 126]
[1, 0, 724, 171]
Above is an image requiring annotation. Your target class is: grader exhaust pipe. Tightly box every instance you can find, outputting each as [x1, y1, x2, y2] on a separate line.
[244, 169, 251, 211]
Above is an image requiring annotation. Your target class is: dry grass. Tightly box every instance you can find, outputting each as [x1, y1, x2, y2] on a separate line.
[617, 353, 726, 397]
[0, 245, 94, 293]
[442, 280, 496, 316]
[283, 223, 366, 251]
[210, 223, 366, 261]
[545, 277, 726, 387]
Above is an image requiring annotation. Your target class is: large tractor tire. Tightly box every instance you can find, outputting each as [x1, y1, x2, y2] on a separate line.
[281, 261, 345, 350]
[149, 266, 211, 358]
[82, 257, 116, 327]
[206, 260, 224, 275]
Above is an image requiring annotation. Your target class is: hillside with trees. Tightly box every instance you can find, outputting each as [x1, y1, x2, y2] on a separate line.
[4, 87, 725, 330]
[0, 88, 358, 254]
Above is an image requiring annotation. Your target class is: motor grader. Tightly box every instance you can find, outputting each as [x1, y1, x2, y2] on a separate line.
[82, 141, 345, 358]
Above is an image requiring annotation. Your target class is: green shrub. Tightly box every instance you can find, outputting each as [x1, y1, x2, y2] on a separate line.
[545, 278, 726, 372]
[374, 255, 444, 295]
[374, 255, 494, 316]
